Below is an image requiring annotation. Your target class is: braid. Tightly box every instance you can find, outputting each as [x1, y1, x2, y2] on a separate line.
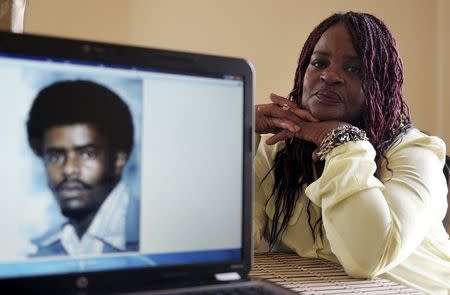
[345, 13, 410, 173]
[265, 12, 411, 248]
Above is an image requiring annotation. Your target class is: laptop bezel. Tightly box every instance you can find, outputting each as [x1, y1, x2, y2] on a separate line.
[0, 31, 254, 293]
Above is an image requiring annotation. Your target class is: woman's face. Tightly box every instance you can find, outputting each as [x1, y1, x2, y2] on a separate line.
[301, 23, 366, 123]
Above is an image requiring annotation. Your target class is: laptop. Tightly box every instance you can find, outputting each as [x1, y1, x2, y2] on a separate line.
[0, 31, 296, 294]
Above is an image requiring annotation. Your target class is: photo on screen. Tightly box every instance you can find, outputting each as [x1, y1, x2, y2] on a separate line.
[0, 63, 142, 261]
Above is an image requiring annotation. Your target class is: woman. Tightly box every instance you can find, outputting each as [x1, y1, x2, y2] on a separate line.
[254, 12, 450, 294]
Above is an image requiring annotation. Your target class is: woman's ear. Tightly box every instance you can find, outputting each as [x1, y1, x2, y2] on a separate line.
[114, 151, 128, 176]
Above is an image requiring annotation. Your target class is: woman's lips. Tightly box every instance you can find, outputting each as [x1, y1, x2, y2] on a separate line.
[315, 90, 342, 104]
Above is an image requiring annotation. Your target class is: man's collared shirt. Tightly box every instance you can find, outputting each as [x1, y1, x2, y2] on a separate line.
[34, 181, 132, 257]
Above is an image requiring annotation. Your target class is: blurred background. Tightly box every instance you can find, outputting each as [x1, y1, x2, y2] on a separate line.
[2, 0, 449, 146]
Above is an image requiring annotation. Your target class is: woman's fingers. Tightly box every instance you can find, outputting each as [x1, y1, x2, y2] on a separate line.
[271, 118, 300, 133]
[269, 93, 298, 111]
[266, 121, 349, 146]
[256, 104, 300, 134]
[255, 93, 320, 135]
[266, 129, 294, 145]
[255, 115, 299, 134]
[257, 103, 309, 127]
[257, 103, 297, 121]
[312, 147, 321, 162]
[269, 93, 319, 122]
[290, 108, 319, 122]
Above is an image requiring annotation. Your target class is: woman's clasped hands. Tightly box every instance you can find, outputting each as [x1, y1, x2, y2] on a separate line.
[256, 93, 348, 160]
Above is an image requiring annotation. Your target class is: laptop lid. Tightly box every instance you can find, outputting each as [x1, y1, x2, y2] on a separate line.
[0, 31, 254, 293]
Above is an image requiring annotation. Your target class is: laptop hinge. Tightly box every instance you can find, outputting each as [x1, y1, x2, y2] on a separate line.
[214, 272, 242, 281]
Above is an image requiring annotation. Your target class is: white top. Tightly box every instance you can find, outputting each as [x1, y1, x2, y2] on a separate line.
[254, 128, 450, 294]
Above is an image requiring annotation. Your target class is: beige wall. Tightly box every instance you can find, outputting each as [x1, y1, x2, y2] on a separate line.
[0, 0, 13, 30]
[24, 0, 450, 146]
[437, 0, 450, 145]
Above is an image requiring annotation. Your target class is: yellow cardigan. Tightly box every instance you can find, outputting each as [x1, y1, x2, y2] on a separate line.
[254, 128, 450, 294]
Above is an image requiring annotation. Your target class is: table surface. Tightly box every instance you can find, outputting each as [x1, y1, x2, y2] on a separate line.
[250, 253, 423, 294]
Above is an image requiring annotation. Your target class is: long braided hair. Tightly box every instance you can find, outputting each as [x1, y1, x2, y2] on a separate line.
[266, 12, 411, 248]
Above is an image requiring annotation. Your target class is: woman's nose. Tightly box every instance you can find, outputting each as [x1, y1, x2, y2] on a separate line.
[320, 69, 344, 85]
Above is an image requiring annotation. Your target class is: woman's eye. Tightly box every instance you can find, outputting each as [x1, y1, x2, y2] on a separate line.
[311, 59, 327, 69]
[346, 65, 361, 74]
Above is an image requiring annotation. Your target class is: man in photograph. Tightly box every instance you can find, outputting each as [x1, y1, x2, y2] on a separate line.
[26, 80, 139, 257]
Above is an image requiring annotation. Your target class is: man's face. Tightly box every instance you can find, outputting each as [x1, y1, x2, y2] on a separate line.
[43, 123, 120, 219]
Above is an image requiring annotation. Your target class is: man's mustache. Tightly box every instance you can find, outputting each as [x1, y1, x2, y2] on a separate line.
[55, 180, 92, 191]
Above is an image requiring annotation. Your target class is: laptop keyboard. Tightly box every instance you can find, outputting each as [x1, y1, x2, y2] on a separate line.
[175, 286, 279, 295]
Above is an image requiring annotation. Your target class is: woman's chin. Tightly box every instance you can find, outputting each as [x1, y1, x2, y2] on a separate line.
[310, 110, 339, 121]
[301, 102, 345, 121]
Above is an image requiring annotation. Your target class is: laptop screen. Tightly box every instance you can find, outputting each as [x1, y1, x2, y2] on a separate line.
[0, 38, 246, 279]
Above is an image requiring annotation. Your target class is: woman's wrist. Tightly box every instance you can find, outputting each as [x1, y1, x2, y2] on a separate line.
[316, 125, 368, 160]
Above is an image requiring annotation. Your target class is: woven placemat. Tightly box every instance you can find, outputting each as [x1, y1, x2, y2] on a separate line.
[250, 253, 423, 294]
